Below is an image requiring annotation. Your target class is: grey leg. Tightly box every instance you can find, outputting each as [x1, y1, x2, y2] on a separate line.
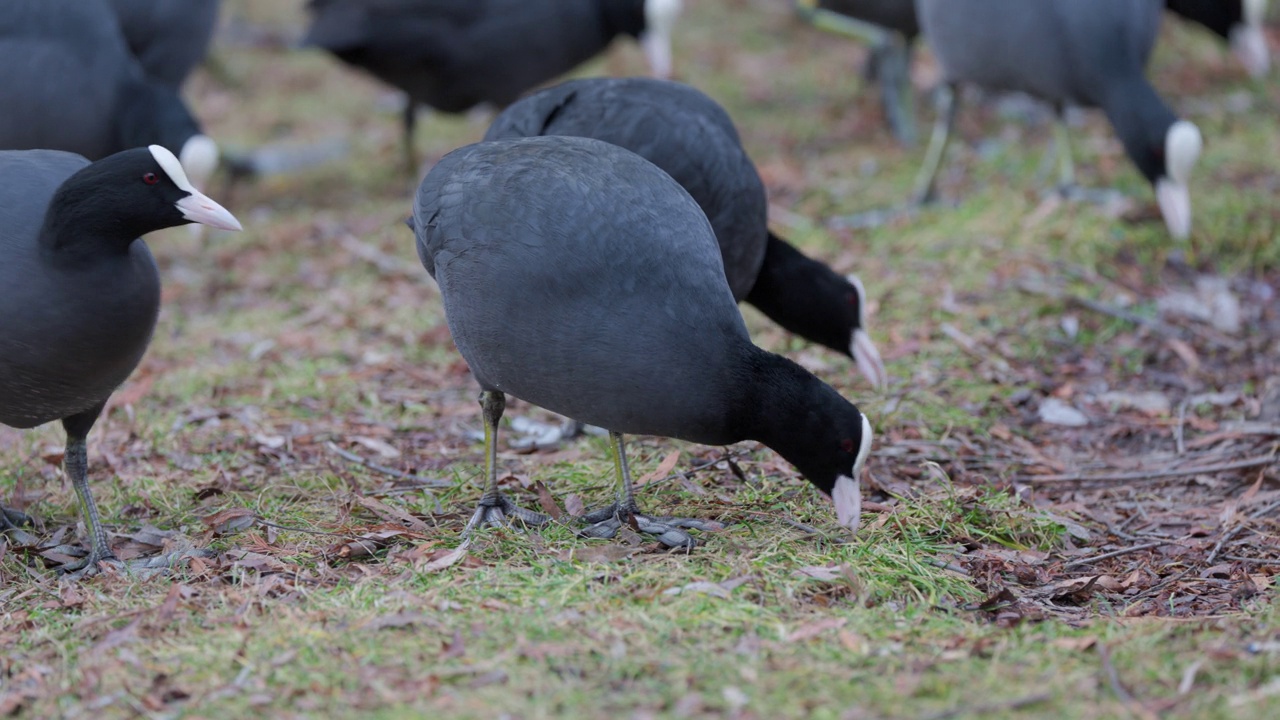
[54, 403, 211, 579]
[1047, 110, 1129, 208]
[461, 390, 552, 538]
[1053, 111, 1075, 191]
[402, 99, 418, 175]
[578, 432, 724, 549]
[871, 36, 917, 148]
[50, 403, 115, 577]
[911, 82, 960, 205]
[65, 434, 113, 568]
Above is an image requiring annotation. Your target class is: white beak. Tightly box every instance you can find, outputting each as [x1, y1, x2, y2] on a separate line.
[176, 190, 242, 232]
[831, 474, 862, 534]
[641, 31, 673, 79]
[851, 329, 888, 389]
[1230, 24, 1271, 79]
[1155, 177, 1192, 241]
[179, 134, 220, 189]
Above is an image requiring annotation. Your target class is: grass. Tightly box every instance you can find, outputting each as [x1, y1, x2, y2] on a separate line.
[3, 0, 1280, 717]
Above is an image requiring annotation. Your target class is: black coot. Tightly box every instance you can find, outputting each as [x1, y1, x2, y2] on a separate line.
[485, 77, 887, 388]
[1166, 0, 1269, 77]
[913, 0, 1203, 239]
[302, 0, 684, 168]
[410, 136, 873, 547]
[0, 145, 241, 576]
[0, 0, 220, 188]
[107, 0, 223, 90]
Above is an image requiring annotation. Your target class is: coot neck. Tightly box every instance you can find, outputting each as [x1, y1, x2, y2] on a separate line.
[1100, 73, 1177, 185]
[732, 345, 863, 495]
[744, 231, 860, 358]
[39, 171, 144, 263]
[597, 0, 647, 39]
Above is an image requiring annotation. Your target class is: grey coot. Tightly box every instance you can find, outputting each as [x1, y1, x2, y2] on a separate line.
[0, 145, 241, 576]
[913, 0, 1203, 239]
[302, 0, 684, 167]
[0, 0, 220, 188]
[1166, 0, 1270, 77]
[410, 136, 873, 547]
[485, 78, 887, 389]
[796, 0, 921, 145]
[106, 0, 223, 90]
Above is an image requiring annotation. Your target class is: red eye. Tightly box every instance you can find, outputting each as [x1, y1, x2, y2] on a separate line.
[840, 438, 855, 453]
[143, 172, 159, 185]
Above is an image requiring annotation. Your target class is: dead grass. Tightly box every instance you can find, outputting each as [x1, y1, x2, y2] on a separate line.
[2, 0, 1280, 717]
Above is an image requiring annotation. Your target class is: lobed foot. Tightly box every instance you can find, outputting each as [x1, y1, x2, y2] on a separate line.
[462, 491, 552, 537]
[1, 504, 33, 530]
[507, 416, 587, 449]
[578, 503, 725, 549]
[53, 544, 215, 581]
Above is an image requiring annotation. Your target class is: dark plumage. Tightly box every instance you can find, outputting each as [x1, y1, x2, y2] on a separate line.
[1166, 0, 1270, 77]
[0, 0, 220, 187]
[485, 77, 886, 388]
[913, 0, 1203, 239]
[302, 0, 683, 167]
[0, 146, 241, 576]
[410, 136, 873, 546]
[106, 0, 223, 90]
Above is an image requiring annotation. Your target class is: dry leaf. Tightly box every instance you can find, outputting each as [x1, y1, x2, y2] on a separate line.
[785, 617, 847, 643]
[364, 612, 439, 631]
[352, 436, 401, 458]
[1051, 636, 1099, 651]
[201, 508, 258, 536]
[635, 450, 681, 487]
[555, 545, 640, 563]
[417, 546, 468, 573]
[354, 495, 429, 532]
[533, 481, 565, 520]
[564, 493, 585, 518]
[663, 581, 730, 599]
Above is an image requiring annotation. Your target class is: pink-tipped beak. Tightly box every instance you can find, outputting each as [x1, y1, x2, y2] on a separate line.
[1155, 178, 1192, 241]
[831, 474, 862, 534]
[852, 329, 889, 389]
[175, 190, 242, 232]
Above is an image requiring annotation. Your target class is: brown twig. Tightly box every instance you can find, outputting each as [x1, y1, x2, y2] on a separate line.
[1062, 541, 1172, 569]
[925, 558, 971, 576]
[1205, 497, 1280, 565]
[326, 442, 452, 488]
[919, 692, 1052, 720]
[1097, 643, 1157, 720]
[1020, 453, 1277, 484]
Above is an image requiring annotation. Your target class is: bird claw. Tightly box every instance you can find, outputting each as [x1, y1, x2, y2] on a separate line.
[56, 547, 215, 581]
[577, 504, 724, 549]
[463, 492, 552, 537]
[507, 416, 588, 449]
[1, 505, 33, 529]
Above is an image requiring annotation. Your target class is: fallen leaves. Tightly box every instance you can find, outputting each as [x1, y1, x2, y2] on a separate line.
[202, 508, 259, 536]
[784, 617, 847, 643]
[352, 495, 430, 532]
[634, 450, 681, 488]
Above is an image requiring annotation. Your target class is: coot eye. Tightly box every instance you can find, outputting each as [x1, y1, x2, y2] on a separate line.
[840, 438, 855, 453]
[143, 172, 159, 185]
